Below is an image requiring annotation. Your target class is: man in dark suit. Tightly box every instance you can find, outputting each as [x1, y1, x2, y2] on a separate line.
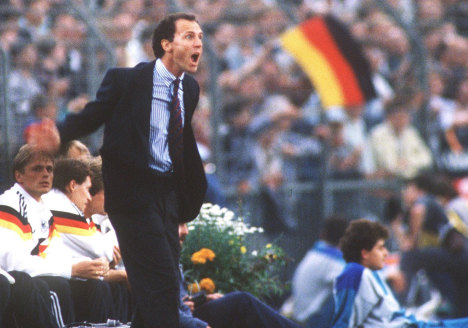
[28, 12, 207, 328]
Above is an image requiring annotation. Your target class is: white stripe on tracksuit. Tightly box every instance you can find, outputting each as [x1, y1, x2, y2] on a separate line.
[50, 291, 64, 328]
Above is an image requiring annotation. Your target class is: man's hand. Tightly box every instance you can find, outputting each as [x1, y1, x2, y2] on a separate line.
[71, 257, 109, 280]
[25, 118, 61, 153]
[110, 246, 122, 268]
[67, 94, 89, 113]
[103, 269, 127, 283]
[205, 293, 223, 301]
[182, 296, 195, 312]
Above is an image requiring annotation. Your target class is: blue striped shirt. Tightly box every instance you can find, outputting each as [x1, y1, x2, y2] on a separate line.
[149, 59, 185, 172]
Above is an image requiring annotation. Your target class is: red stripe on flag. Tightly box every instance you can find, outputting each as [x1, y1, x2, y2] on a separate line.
[300, 17, 364, 106]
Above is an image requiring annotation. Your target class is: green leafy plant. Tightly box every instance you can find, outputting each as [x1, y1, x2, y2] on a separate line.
[180, 203, 289, 301]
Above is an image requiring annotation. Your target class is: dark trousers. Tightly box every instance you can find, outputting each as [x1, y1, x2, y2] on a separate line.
[401, 247, 468, 317]
[109, 281, 131, 323]
[35, 276, 75, 324]
[0, 274, 9, 325]
[109, 177, 181, 328]
[4, 271, 60, 328]
[37, 275, 126, 325]
[193, 291, 301, 328]
[69, 279, 114, 323]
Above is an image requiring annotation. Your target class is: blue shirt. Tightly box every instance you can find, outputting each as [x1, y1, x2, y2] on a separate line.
[149, 59, 185, 172]
[179, 265, 208, 328]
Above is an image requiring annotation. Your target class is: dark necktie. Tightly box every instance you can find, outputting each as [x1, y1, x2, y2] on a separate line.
[169, 78, 184, 173]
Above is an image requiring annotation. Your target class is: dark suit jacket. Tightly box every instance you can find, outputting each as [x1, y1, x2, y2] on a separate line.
[58, 61, 207, 222]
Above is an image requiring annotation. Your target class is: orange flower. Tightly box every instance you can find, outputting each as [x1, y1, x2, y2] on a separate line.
[199, 278, 216, 293]
[191, 248, 216, 264]
[199, 248, 216, 261]
[191, 252, 207, 264]
[187, 282, 201, 294]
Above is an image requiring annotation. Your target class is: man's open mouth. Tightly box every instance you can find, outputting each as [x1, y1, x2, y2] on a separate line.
[191, 53, 200, 63]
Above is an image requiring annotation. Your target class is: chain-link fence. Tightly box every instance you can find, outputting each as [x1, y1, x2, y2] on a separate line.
[0, 1, 115, 192]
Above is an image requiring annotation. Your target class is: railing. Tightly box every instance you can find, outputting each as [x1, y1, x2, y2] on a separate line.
[225, 177, 403, 281]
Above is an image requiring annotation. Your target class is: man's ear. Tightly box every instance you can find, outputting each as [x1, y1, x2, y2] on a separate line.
[14, 171, 22, 183]
[161, 39, 172, 53]
[361, 249, 368, 262]
[66, 180, 76, 194]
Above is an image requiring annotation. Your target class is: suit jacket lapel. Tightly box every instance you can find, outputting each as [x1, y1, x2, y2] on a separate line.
[182, 75, 198, 124]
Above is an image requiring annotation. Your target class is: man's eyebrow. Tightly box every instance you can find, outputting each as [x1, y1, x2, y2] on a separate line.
[32, 164, 54, 170]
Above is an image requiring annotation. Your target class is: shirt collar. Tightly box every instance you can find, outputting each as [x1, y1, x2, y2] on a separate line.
[13, 183, 51, 217]
[14, 183, 44, 206]
[155, 58, 184, 89]
[43, 189, 85, 217]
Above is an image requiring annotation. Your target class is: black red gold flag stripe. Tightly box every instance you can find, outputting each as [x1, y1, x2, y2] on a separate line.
[280, 15, 376, 108]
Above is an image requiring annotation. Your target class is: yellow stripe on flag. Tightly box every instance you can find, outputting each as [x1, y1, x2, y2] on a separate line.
[280, 27, 344, 108]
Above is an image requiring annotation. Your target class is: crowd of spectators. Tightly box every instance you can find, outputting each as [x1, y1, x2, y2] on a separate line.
[2, 1, 468, 223]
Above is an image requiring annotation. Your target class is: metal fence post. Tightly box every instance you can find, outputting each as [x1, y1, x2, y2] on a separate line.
[0, 46, 12, 190]
[374, 0, 430, 141]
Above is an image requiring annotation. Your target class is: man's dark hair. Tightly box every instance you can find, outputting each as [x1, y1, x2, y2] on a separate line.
[53, 158, 90, 193]
[385, 93, 411, 116]
[13, 144, 54, 180]
[431, 175, 458, 200]
[31, 94, 48, 114]
[340, 219, 389, 263]
[383, 195, 403, 223]
[405, 172, 434, 194]
[321, 214, 349, 246]
[152, 12, 198, 58]
[88, 157, 103, 196]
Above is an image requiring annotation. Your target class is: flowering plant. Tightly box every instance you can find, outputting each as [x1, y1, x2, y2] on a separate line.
[180, 203, 289, 301]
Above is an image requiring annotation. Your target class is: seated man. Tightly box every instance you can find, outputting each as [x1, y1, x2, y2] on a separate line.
[178, 223, 301, 328]
[289, 215, 348, 327]
[85, 156, 130, 321]
[0, 144, 110, 325]
[85, 157, 125, 274]
[43, 158, 114, 262]
[3, 270, 62, 328]
[400, 176, 468, 317]
[332, 219, 468, 328]
[43, 157, 127, 322]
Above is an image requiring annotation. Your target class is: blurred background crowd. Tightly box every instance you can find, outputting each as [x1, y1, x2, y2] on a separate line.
[2, 0, 468, 324]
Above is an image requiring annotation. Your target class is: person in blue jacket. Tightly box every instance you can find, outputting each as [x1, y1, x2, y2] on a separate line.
[332, 219, 468, 328]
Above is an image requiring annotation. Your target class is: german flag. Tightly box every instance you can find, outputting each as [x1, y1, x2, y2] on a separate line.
[280, 15, 376, 108]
